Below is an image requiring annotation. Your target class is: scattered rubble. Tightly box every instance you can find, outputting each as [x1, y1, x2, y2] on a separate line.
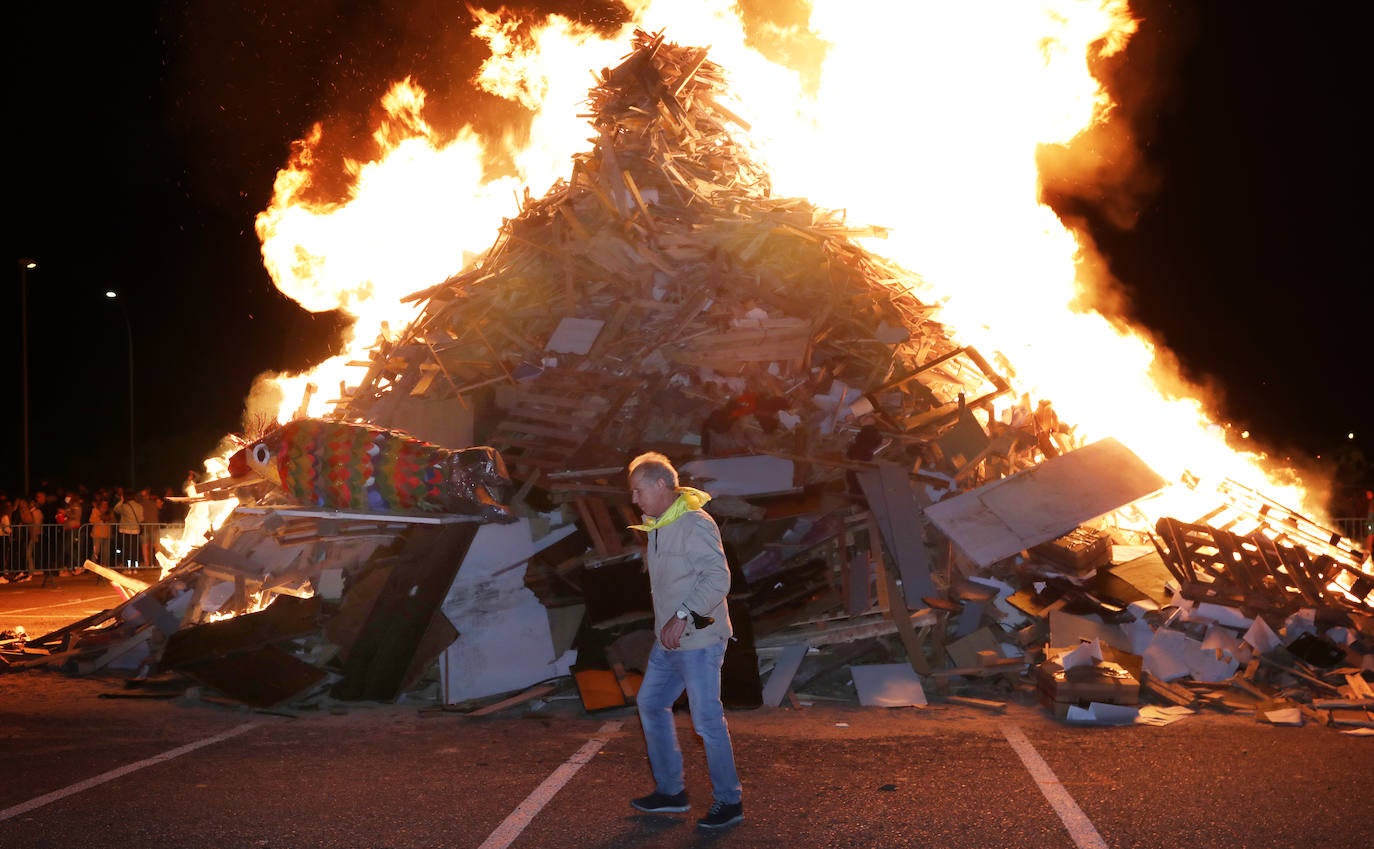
[4, 31, 1371, 731]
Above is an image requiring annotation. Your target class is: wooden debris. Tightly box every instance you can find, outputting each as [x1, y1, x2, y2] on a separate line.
[435, 681, 562, 717]
[945, 694, 1008, 712]
[5, 30, 1371, 732]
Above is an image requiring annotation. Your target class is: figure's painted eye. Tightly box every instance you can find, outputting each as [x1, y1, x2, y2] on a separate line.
[253, 444, 271, 464]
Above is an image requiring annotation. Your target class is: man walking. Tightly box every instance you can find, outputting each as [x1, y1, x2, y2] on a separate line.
[625, 452, 743, 831]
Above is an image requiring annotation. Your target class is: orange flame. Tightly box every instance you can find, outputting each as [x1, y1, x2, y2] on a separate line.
[244, 1, 1326, 527]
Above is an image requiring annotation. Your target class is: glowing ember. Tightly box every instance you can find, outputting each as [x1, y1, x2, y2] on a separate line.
[245, 1, 1326, 532]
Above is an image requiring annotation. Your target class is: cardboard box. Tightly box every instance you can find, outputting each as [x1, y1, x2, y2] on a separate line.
[1036, 657, 1140, 718]
[1031, 526, 1112, 574]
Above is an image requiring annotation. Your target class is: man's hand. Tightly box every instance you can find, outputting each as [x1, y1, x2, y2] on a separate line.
[660, 615, 688, 649]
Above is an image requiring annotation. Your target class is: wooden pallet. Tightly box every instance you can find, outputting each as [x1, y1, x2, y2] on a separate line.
[488, 368, 639, 482]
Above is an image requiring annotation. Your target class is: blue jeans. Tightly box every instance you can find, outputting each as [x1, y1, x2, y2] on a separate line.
[636, 640, 742, 805]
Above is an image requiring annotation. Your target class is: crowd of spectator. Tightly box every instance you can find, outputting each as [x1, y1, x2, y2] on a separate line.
[0, 479, 192, 585]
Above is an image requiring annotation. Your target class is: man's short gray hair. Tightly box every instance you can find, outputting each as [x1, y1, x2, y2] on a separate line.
[628, 452, 678, 488]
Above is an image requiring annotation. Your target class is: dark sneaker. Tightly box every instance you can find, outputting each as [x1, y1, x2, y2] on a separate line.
[631, 790, 689, 813]
[697, 800, 744, 830]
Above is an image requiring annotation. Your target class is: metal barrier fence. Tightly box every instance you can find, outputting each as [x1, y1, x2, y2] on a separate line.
[2, 516, 1368, 581]
[1335, 517, 1372, 548]
[0, 522, 184, 578]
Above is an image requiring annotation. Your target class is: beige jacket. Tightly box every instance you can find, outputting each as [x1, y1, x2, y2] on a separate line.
[642, 508, 733, 650]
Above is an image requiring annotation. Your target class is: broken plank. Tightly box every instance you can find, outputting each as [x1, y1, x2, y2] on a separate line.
[945, 695, 1008, 712]
[466, 681, 561, 717]
[857, 463, 938, 607]
[82, 559, 149, 594]
[925, 658, 1023, 678]
[761, 642, 810, 707]
[869, 514, 931, 676]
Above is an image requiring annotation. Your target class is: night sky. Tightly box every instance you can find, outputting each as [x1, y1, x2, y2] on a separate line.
[4, 1, 1369, 513]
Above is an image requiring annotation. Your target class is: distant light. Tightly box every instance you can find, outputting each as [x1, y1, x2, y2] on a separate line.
[1350, 432, 1357, 440]
[1240, 430, 1250, 439]
[19, 258, 37, 270]
[105, 291, 117, 299]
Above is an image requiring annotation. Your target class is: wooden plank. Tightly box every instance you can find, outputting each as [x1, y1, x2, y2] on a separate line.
[587, 301, 631, 361]
[81, 559, 149, 594]
[508, 390, 612, 412]
[465, 681, 560, 717]
[131, 593, 182, 636]
[1313, 698, 1374, 709]
[925, 658, 1024, 678]
[492, 420, 591, 441]
[850, 663, 927, 707]
[1348, 674, 1374, 700]
[868, 518, 891, 611]
[489, 434, 572, 453]
[1142, 674, 1198, 707]
[754, 608, 937, 650]
[76, 626, 155, 675]
[857, 463, 937, 608]
[924, 438, 1166, 568]
[844, 550, 871, 617]
[761, 642, 809, 707]
[945, 626, 1001, 670]
[868, 513, 930, 675]
[622, 169, 656, 230]
[333, 523, 480, 702]
[503, 453, 581, 471]
[946, 695, 1007, 712]
[574, 497, 616, 557]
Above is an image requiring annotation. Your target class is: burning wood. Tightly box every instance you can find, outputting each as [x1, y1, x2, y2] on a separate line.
[348, 28, 1011, 494]
[4, 32, 1371, 729]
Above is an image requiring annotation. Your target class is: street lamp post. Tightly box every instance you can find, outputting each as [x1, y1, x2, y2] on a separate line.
[105, 290, 136, 486]
[18, 258, 36, 496]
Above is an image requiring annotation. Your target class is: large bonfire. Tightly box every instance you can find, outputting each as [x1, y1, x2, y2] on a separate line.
[250, 2, 1327, 525]
[8, 9, 1369, 718]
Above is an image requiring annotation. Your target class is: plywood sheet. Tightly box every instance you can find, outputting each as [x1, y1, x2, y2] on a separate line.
[440, 520, 579, 703]
[761, 642, 809, 707]
[924, 438, 1164, 567]
[850, 662, 928, 707]
[545, 317, 605, 354]
[856, 464, 937, 607]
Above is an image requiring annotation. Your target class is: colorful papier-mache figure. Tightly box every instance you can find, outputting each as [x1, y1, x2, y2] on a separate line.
[227, 419, 515, 522]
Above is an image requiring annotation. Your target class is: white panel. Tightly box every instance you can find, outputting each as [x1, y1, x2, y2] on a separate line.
[923, 438, 1165, 567]
[849, 662, 928, 707]
[680, 454, 795, 496]
[440, 520, 578, 703]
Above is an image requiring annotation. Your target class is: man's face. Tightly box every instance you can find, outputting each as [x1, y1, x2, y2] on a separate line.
[629, 472, 676, 517]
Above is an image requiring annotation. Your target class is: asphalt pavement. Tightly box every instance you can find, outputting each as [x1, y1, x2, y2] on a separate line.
[0, 568, 129, 638]
[2, 578, 1370, 849]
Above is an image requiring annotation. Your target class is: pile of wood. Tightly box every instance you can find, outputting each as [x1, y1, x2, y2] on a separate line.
[0, 511, 498, 709]
[340, 28, 1013, 494]
[4, 31, 1372, 728]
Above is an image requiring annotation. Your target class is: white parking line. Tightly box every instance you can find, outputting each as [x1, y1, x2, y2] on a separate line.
[1001, 724, 1109, 849]
[1, 595, 119, 616]
[478, 720, 623, 849]
[0, 722, 259, 822]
